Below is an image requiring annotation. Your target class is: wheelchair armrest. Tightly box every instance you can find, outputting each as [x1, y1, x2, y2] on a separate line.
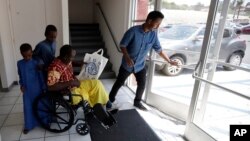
[47, 90, 72, 102]
[47, 90, 85, 105]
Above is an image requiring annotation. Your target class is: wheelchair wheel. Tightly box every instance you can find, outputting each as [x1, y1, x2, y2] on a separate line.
[76, 123, 89, 135]
[33, 93, 74, 133]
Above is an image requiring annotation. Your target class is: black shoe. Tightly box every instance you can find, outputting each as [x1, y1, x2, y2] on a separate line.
[23, 129, 29, 134]
[106, 100, 112, 109]
[134, 102, 147, 111]
[107, 108, 119, 115]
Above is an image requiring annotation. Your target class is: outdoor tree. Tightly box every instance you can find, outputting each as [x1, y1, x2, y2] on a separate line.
[232, 0, 244, 19]
[192, 2, 204, 11]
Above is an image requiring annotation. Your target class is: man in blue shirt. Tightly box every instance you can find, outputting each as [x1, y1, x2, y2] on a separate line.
[109, 11, 177, 110]
[33, 25, 57, 79]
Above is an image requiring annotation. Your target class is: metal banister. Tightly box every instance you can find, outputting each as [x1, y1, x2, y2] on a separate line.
[192, 74, 250, 100]
[96, 3, 122, 53]
[193, 60, 250, 100]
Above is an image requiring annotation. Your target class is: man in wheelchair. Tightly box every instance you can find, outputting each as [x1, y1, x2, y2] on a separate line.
[33, 45, 117, 135]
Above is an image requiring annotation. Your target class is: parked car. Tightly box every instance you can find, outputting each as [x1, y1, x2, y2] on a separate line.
[156, 24, 246, 76]
[237, 24, 250, 34]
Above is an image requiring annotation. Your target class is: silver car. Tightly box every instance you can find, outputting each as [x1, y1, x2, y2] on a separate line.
[157, 24, 246, 76]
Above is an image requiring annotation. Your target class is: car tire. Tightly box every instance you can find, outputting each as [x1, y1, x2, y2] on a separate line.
[162, 56, 184, 76]
[223, 52, 243, 71]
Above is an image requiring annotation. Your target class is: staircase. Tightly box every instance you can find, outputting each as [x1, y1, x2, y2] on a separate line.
[69, 23, 116, 79]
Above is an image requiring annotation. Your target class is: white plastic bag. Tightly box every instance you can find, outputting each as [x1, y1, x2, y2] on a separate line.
[77, 49, 108, 80]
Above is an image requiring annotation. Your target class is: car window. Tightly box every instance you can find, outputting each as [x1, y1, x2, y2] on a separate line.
[159, 25, 198, 40]
[197, 27, 218, 38]
[213, 27, 232, 39]
[223, 29, 231, 38]
[198, 28, 205, 36]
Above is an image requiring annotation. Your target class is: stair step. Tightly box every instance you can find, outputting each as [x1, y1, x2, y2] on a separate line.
[73, 47, 104, 54]
[74, 52, 109, 61]
[99, 71, 116, 79]
[71, 30, 100, 36]
[71, 36, 102, 42]
[73, 61, 112, 73]
[73, 67, 116, 79]
[70, 23, 99, 28]
[72, 42, 104, 48]
[70, 23, 116, 79]
[70, 28, 99, 32]
[75, 48, 107, 55]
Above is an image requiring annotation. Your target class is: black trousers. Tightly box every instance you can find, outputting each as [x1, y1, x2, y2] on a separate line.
[109, 66, 146, 104]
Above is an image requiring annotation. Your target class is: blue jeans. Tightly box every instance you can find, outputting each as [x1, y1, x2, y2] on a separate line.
[109, 66, 146, 104]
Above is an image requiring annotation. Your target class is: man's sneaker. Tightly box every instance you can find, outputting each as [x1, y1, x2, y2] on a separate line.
[106, 101, 119, 114]
[106, 100, 112, 109]
[134, 102, 147, 111]
[107, 108, 119, 114]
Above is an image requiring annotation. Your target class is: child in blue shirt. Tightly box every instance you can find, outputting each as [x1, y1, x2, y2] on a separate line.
[17, 43, 45, 134]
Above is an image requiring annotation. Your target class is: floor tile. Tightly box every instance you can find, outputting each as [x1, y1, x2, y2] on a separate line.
[0, 115, 7, 127]
[0, 125, 23, 141]
[3, 90, 21, 97]
[16, 96, 23, 104]
[20, 127, 45, 140]
[44, 135, 69, 141]
[0, 105, 13, 115]
[10, 103, 23, 113]
[3, 113, 24, 126]
[20, 138, 44, 141]
[70, 133, 91, 141]
[45, 130, 69, 137]
[0, 79, 186, 141]
[0, 97, 18, 106]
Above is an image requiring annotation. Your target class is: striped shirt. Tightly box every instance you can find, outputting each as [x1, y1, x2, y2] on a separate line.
[47, 58, 74, 86]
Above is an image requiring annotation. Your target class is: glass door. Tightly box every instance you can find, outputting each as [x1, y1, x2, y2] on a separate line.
[145, 0, 211, 121]
[127, 0, 156, 93]
[128, 0, 250, 140]
[185, 0, 250, 140]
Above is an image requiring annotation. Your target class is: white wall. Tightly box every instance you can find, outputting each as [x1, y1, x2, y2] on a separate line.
[0, 0, 18, 88]
[62, 0, 70, 45]
[94, 0, 131, 75]
[10, 0, 46, 60]
[69, 0, 94, 23]
[0, 0, 68, 89]
[44, 0, 65, 56]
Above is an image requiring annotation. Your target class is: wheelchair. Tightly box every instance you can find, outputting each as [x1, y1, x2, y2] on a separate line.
[33, 90, 117, 135]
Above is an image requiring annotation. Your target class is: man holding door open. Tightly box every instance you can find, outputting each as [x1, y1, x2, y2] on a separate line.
[109, 11, 178, 111]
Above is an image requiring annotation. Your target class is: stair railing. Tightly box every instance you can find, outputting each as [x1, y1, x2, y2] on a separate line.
[96, 3, 122, 53]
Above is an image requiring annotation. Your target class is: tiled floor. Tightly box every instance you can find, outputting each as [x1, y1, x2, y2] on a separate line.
[0, 79, 185, 141]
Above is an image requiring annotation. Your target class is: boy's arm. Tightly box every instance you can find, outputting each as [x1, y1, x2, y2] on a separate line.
[17, 62, 25, 92]
[33, 44, 45, 69]
[38, 68, 47, 91]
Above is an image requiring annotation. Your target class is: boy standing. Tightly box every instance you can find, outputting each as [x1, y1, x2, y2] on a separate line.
[17, 43, 45, 134]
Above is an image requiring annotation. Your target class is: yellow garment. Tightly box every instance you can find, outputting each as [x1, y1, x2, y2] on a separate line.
[71, 79, 108, 107]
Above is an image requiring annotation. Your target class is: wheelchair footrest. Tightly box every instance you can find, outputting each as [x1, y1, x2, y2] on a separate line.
[92, 103, 117, 129]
